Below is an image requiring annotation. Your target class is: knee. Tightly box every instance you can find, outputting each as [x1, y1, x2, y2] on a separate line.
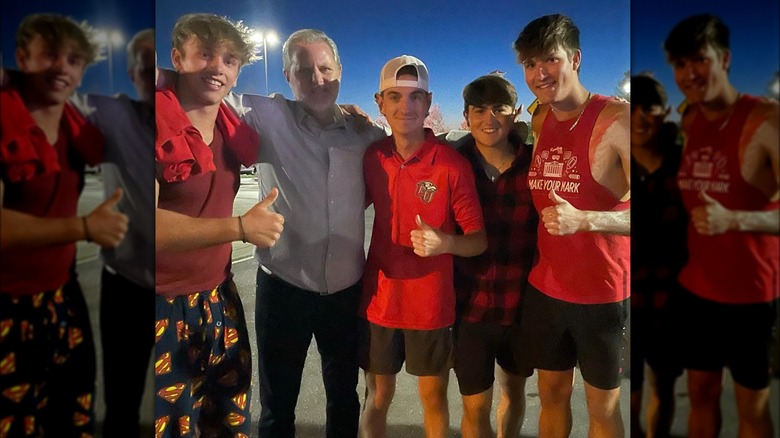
[688, 380, 722, 405]
[418, 384, 448, 410]
[539, 382, 573, 405]
[367, 383, 395, 412]
[462, 397, 491, 422]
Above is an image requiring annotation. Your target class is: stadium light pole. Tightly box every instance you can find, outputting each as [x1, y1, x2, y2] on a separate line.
[250, 30, 279, 96]
[96, 29, 124, 94]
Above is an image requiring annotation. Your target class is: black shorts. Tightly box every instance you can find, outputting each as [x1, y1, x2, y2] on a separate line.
[677, 288, 778, 390]
[630, 295, 684, 388]
[359, 320, 452, 376]
[516, 284, 628, 390]
[453, 320, 533, 396]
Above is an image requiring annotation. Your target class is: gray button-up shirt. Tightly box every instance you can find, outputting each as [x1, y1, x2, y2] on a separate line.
[224, 93, 386, 294]
[70, 93, 155, 289]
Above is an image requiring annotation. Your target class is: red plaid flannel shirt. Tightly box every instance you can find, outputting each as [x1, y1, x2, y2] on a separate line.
[454, 137, 538, 325]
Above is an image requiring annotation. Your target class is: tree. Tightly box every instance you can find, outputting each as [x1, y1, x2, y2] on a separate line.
[374, 103, 452, 134]
[424, 104, 449, 134]
[615, 70, 630, 102]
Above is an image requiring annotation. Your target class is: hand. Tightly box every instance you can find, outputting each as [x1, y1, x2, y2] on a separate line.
[540, 189, 585, 235]
[340, 104, 374, 133]
[242, 187, 285, 248]
[157, 66, 178, 90]
[410, 215, 449, 257]
[691, 190, 735, 235]
[85, 188, 129, 248]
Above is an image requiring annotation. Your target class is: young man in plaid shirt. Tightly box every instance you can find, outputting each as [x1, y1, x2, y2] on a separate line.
[452, 74, 538, 438]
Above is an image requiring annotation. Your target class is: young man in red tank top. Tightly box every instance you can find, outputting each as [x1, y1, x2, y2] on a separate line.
[513, 14, 631, 437]
[665, 14, 778, 437]
[154, 13, 285, 437]
[0, 14, 128, 436]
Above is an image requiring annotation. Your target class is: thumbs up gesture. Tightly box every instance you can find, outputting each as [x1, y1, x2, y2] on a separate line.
[691, 190, 735, 235]
[85, 188, 129, 248]
[540, 189, 585, 235]
[411, 214, 448, 257]
[241, 187, 285, 247]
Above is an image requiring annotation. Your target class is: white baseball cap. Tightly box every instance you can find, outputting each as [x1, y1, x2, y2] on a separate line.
[379, 55, 429, 93]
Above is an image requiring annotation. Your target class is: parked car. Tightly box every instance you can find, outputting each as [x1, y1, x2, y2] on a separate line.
[240, 164, 257, 175]
[85, 164, 101, 174]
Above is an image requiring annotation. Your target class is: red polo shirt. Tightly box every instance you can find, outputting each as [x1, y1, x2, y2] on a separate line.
[361, 129, 484, 329]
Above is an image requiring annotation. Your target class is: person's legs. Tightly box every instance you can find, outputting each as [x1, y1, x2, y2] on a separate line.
[313, 283, 361, 438]
[360, 371, 397, 438]
[454, 321, 497, 438]
[733, 382, 773, 437]
[255, 270, 314, 437]
[0, 287, 94, 437]
[405, 327, 453, 438]
[583, 383, 623, 437]
[199, 281, 253, 438]
[728, 299, 777, 437]
[574, 298, 628, 437]
[630, 307, 648, 437]
[495, 368, 526, 438]
[418, 373, 451, 438]
[43, 279, 97, 437]
[359, 322, 404, 438]
[515, 286, 577, 438]
[630, 386, 645, 438]
[536, 369, 575, 438]
[100, 268, 155, 437]
[645, 367, 678, 438]
[461, 388, 493, 438]
[686, 369, 723, 437]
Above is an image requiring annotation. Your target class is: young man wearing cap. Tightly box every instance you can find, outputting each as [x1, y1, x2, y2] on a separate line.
[664, 14, 778, 437]
[451, 74, 537, 438]
[0, 13, 128, 436]
[359, 55, 487, 438]
[513, 14, 631, 436]
[154, 13, 285, 437]
[629, 74, 686, 438]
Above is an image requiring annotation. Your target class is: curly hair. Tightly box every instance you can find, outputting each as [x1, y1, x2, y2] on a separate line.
[172, 13, 260, 68]
[16, 13, 101, 66]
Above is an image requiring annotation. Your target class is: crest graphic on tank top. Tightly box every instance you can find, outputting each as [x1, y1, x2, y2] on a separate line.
[528, 146, 582, 194]
[415, 181, 437, 204]
[678, 145, 731, 194]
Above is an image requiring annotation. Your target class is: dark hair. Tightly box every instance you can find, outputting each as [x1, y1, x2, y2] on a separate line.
[172, 13, 258, 68]
[17, 13, 100, 66]
[664, 14, 729, 62]
[462, 74, 517, 113]
[514, 14, 581, 72]
[631, 74, 667, 107]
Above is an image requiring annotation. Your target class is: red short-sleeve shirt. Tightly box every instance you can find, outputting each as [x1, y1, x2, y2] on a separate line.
[361, 130, 484, 329]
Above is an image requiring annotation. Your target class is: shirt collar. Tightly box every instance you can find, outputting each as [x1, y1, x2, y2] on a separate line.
[293, 101, 347, 131]
[387, 128, 440, 166]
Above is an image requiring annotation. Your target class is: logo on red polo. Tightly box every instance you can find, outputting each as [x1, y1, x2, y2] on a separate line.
[415, 181, 437, 204]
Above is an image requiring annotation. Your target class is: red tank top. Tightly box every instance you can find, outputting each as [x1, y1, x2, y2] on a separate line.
[677, 94, 779, 304]
[527, 94, 630, 304]
[155, 129, 239, 296]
